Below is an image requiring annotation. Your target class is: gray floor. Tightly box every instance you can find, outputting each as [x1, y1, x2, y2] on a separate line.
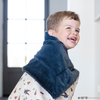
[0, 97, 8, 100]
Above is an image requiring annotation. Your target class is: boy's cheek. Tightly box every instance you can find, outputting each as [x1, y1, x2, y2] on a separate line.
[77, 38, 80, 43]
[78, 35, 80, 40]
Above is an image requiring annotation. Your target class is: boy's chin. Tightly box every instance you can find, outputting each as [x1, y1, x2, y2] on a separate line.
[66, 46, 76, 50]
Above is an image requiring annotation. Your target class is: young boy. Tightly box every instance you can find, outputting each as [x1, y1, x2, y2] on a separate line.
[8, 11, 80, 100]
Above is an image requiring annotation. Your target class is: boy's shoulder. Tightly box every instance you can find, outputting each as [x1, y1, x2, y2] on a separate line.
[43, 39, 63, 54]
[34, 39, 64, 61]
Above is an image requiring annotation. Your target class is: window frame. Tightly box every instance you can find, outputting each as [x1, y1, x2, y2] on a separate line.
[3, 0, 49, 96]
[3, 0, 49, 68]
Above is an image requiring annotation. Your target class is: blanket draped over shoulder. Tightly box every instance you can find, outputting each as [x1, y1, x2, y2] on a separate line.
[23, 32, 79, 99]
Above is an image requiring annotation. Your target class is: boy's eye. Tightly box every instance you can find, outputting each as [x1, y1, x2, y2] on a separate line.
[66, 27, 71, 29]
[75, 30, 79, 33]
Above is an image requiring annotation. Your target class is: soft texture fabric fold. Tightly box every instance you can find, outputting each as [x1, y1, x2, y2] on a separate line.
[23, 32, 79, 99]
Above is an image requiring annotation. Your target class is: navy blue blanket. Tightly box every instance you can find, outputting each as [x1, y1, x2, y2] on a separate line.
[23, 32, 79, 99]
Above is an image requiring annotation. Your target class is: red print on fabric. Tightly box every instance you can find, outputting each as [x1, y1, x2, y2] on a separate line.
[14, 89, 17, 93]
[14, 96, 17, 99]
[18, 96, 20, 100]
[27, 82, 31, 84]
[34, 90, 37, 95]
[40, 92, 44, 95]
[24, 90, 31, 95]
[71, 88, 73, 91]
[19, 88, 21, 90]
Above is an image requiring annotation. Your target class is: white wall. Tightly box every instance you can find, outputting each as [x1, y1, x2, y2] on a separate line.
[95, 0, 100, 18]
[95, 9, 100, 99]
[0, 0, 3, 97]
[68, 0, 96, 99]
[94, 0, 100, 98]
[95, 20, 100, 98]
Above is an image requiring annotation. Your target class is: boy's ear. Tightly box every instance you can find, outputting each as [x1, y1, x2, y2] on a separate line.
[48, 30, 55, 36]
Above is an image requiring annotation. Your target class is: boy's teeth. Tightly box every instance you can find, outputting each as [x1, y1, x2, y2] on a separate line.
[69, 38, 75, 41]
[71, 38, 74, 40]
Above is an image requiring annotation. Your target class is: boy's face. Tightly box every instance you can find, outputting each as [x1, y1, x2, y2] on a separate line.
[54, 18, 80, 49]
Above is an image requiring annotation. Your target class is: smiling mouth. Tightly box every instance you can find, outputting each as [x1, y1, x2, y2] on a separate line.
[68, 37, 77, 42]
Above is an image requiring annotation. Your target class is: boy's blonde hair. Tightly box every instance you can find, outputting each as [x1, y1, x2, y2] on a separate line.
[46, 11, 80, 31]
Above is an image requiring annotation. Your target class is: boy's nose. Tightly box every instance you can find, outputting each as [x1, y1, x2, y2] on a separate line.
[72, 31, 77, 35]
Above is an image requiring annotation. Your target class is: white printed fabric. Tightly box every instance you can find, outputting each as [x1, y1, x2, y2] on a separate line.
[8, 72, 78, 100]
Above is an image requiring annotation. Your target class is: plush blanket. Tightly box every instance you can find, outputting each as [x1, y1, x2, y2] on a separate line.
[23, 32, 79, 99]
